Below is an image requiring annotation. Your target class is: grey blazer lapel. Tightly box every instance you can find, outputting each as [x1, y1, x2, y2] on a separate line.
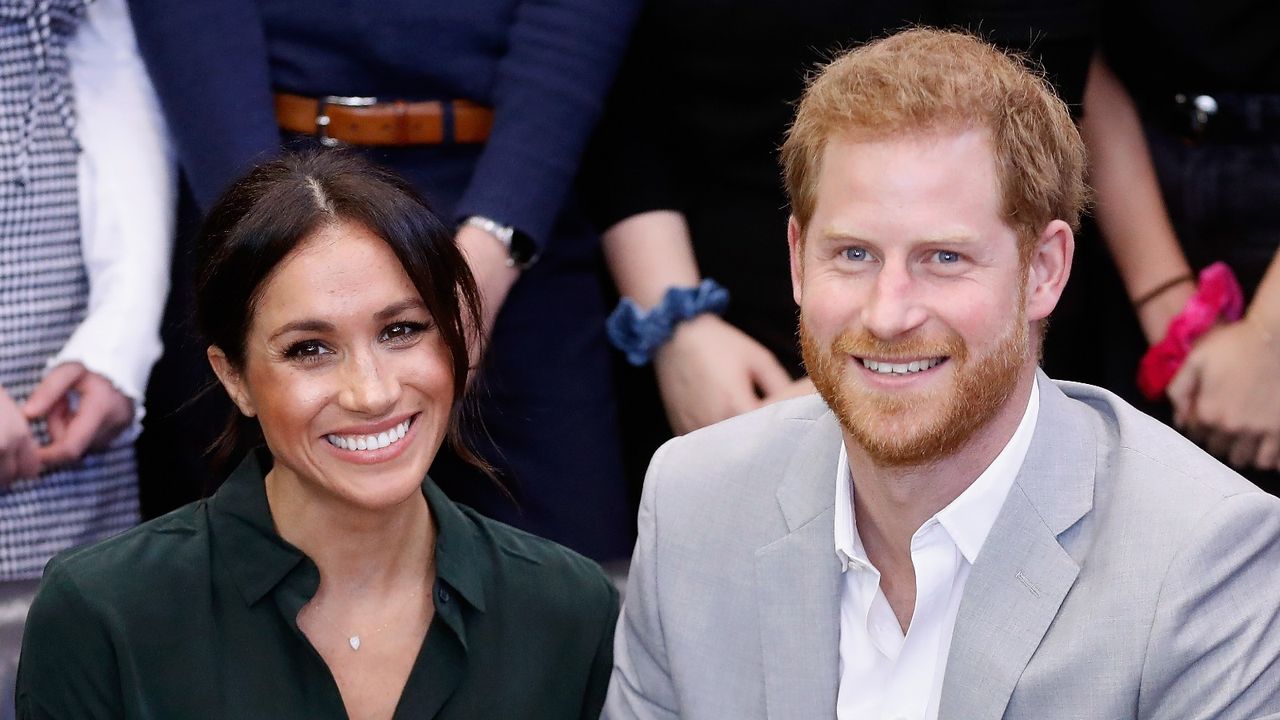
[756, 410, 843, 720]
[939, 373, 1096, 720]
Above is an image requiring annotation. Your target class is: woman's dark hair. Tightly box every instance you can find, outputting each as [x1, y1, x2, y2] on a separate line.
[195, 149, 488, 476]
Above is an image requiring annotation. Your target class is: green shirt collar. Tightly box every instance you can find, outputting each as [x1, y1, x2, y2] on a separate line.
[208, 448, 489, 613]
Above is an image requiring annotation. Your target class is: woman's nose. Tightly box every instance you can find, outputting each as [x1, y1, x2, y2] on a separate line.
[338, 350, 399, 415]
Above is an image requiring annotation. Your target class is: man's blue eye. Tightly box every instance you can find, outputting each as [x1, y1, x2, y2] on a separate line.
[843, 247, 869, 261]
[935, 250, 960, 264]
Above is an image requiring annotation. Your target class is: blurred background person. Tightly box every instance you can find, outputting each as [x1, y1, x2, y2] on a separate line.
[0, 0, 173, 714]
[17, 151, 618, 719]
[1081, 0, 1280, 491]
[582, 0, 1096, 488]
[127, 0, 642, 563]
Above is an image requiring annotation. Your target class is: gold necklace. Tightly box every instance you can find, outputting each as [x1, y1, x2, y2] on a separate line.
[306, 579, 428, 651]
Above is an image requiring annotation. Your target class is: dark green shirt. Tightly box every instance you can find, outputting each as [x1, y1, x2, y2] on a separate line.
[15, 451, 619, 719]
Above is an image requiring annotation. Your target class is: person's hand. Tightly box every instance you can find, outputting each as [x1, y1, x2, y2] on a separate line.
[23, 362, 134, 470]
[1, 386, 41, 486]
[763, 376, 817, 405]
[653, 315, 792, 435]
[1167, 320, 1280, 471]
[455, 225, 521, 367]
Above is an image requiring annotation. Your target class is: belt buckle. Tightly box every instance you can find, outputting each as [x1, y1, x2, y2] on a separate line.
[315, 95, 378, 147]
[1175, 93, 1219, 138]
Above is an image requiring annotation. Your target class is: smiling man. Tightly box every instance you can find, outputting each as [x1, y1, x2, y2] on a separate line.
[604, 29, 1280, 720]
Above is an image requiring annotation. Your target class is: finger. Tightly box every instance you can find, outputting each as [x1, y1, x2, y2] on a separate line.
[1204, 430, 1233, 462]
[750, 360, 793, 399]
[45, 397, 70, 442]
[1228, 434, 1260, 471]
[22, 362, 85, 420]
[1166, 363, 1200, 428]
[0, 435, 41, 482]
[78, 375, 133, 449]
[1256, 435, 1280, 472]
[17, 436, 40, 478]
[36, 395, 103, 467]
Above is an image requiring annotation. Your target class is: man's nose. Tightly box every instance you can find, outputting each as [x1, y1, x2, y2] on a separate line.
[338, 349, 399, 415]
[860, 264, 928, 339]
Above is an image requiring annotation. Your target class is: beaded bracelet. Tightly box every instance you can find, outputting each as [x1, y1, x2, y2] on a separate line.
[606, 279, 730, 366]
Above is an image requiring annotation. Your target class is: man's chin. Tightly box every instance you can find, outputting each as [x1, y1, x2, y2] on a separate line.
[843, 408, 962, 467]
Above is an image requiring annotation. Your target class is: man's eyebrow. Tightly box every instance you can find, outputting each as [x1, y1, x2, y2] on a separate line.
[816, 230, 977, 245]
[268, 319, 334, 342]
[375, 298, 427, 321]
[817, 229, 873, 244]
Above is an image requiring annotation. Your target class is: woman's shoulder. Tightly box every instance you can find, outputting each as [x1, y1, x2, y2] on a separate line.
[447, 500, 619, 616]
[39, 500, 213, 606]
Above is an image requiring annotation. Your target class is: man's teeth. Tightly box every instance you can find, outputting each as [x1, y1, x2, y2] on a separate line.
[861, 357, 943, 375]
[325, 419, 411, 451]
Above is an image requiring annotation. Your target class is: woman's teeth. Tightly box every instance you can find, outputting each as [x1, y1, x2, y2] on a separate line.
[325, 418, 411, 451]
[862, 357, 943, 375]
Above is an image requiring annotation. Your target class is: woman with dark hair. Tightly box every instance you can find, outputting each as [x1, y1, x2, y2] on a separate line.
[14, 151, 618, 719]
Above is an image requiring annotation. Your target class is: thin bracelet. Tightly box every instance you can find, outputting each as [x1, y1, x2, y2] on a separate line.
[1133, 273, 1194, 310]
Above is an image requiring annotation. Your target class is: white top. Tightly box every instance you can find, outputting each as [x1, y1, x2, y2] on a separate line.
[56, 0, 174, 428]
[834, 382, 1040, 720]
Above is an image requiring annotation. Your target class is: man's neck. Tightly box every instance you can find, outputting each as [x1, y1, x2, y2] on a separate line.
[847, 370, 1037, 587]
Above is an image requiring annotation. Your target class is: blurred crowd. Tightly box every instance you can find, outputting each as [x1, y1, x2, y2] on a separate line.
[1, 0, 1278, 712]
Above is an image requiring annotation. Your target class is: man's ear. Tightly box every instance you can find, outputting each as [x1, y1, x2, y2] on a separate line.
[1025, 219, 1074, 322]
[207, 346, 256, 418]
[788, 215, 805, 306]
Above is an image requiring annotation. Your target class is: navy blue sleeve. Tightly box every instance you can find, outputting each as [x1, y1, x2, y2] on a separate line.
[125, 0, 281, 211]
[454, 0, 643, 252]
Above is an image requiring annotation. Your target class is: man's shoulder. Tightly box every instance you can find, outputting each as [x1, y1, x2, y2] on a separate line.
[1050, 378, 1261, 501]
[640, 394, 839, 536]
[652, 393, 834, 484]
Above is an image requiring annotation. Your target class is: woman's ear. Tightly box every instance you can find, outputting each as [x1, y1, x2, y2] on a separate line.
[207, 346, 256, 418]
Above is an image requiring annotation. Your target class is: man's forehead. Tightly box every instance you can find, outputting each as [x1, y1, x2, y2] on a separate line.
[812, 130, 1001, 208]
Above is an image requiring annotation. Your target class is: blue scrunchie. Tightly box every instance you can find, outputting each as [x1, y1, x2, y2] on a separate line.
[606, 279, 731, 366]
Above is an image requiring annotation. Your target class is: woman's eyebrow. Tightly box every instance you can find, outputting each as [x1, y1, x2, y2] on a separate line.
[268, 319, 333, 342]
[375, 298, 426, 321]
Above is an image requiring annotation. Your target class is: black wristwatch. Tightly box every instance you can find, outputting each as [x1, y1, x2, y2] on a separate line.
[462, 216, 539, 270]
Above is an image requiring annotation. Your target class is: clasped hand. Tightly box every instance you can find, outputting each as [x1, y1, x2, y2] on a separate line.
[0, 362, 133, 487]
[654, 315, 814, 435]
[1167, 320, 1280, 471]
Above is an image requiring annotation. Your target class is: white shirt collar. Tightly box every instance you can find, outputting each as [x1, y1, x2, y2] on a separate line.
[834, 381, 1041, 571]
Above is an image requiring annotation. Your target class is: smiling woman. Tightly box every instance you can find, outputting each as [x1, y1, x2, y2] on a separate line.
[15, 151, 619, 719]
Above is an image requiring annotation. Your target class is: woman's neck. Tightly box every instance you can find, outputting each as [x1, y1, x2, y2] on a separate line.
[264, 467, 436, 597]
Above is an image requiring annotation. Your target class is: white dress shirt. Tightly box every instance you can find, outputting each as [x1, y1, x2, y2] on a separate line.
[835, 382, 1040, 720]
[55, 0, 174, 428]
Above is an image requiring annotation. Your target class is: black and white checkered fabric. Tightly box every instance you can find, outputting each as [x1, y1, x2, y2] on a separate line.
[0, 0, 138, 581]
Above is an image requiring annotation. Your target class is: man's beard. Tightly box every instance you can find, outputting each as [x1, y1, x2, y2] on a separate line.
[800, 313, 1029, 467]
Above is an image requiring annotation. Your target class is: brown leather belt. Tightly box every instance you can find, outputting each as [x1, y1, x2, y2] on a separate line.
[274, 92, 493, 146]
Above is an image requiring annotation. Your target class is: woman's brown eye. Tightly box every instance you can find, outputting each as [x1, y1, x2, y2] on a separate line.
[381, 321, 427, 343]
[285, 339, 331, 359]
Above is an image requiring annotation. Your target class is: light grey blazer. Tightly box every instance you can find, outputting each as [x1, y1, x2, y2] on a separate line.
[605, 373, 1280, 720]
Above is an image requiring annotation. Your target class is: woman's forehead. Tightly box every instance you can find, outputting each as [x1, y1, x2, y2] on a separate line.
[251, 222, 422, 330]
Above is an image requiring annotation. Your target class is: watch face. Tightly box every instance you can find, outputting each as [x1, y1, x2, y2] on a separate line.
[509, 229, 539, 267]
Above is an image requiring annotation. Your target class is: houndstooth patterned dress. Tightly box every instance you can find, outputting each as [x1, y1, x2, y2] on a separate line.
[0, 0, 138, 580]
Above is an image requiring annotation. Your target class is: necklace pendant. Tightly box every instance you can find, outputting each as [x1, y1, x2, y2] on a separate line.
[349, 635, 361, 651]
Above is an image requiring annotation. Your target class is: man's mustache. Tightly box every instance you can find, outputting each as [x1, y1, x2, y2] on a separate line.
[829, 329, 966, 363]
